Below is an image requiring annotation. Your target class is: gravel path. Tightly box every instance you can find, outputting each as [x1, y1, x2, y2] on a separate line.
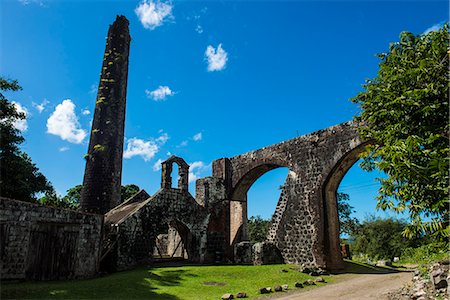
[269, 271, 413, 300]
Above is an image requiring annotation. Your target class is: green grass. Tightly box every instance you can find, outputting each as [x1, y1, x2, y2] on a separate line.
[1, 264, 332, 300]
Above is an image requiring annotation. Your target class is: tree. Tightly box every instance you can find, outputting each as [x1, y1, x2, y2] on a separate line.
[337, 192, 359, 236]
[39, 183, 141, 209]
[351, 24, 449, 238]
[121, 184, 140, 201]
[63, 184, 83, 204]
[0, 77, 53, 201]
[39, 189, 79, 209]
[350, 216, 422, 260]
[247, 215, 271, 243]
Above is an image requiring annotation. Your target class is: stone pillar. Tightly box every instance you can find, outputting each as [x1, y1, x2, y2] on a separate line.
[80, 15, 131, 214]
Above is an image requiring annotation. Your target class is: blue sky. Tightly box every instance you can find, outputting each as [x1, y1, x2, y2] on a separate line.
[1, 0, 447, 221]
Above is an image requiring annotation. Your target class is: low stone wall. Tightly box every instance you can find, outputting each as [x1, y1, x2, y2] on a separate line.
[234, 241, 284, 265]
[0, 197, 103, 280]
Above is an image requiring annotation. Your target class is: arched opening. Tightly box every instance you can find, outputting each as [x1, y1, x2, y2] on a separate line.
[322, 142, 372, 270]
[152, 220, 192, 262]
[171, 164, 180, 189]
[230, 164, 290, 246]
[161, 156, 189, 192]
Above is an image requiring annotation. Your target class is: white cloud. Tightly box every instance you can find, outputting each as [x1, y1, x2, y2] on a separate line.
[189, 161, 210, 183]
[195, 25, 203, 34]
[18, 0, 44, 6]
[82, 109, 91, 115]
[46, 99, 87, 144]
[123, 138, 158, 161]
[145, 86, 175, 101]
[11, 102, 28, 132]
[193, 132, 202, 141]
[205, 43, 228, 72]
[59, 147, 69, 152]
[153, 158, 164, 171]
[156, 132, 169, 144]
[123, 132, 169, 162]
[135, 0, 173, 30]
[177, 140, 188, 148]
[32, 99, 49, 113]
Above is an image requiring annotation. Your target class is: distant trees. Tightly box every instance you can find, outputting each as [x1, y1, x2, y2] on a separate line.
[0, 77, 53, 202]
[337, 192, 359, 236]
[351, 24, 449, 238]
[121, 184, 140, 201]
[350, 216, 423, 260]
[38, 184, 141, 209]
[247, 215, 271, 243]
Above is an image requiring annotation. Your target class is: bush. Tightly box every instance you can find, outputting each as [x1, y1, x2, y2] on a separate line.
[399, 242, 448, 265]
[350, 215, 422, 260]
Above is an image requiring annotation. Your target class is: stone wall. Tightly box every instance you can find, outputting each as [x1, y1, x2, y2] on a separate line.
[212, 121, 367, 270]
[0, 197, 103, 280]
[105, 188, 210, 271]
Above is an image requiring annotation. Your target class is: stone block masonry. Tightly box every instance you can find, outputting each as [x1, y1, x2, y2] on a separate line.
[80, 15, 131, 214]
[0, 197, 103, 280]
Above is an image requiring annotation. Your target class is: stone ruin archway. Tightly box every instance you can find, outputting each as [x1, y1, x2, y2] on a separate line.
[321, 141, 371, 269]
[229, 163, 290, 246]
[213, 121, 369, 270]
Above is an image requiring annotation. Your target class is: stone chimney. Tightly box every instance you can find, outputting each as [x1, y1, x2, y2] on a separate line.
[80, 15, 131, 214]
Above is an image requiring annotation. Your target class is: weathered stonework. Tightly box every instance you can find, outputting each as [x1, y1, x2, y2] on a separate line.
[234, 241, 253, 264]
[0, 197, 103, 280]
[0, 15, 372, 281]
[252, 242, 284, 265]
[101, 156, 227, 271]
[213, 121, 367, 270]
[80, 15, 131, 214]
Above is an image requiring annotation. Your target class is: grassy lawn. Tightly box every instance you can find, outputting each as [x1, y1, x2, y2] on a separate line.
[1, 264, 332, 300]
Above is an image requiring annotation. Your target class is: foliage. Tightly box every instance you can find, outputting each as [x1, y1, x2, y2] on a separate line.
[399, 241, 448, 266]
[247, 215, 271, 243]
[1, 264, 331, 300]
[63, 185, 83, 205]
[121, 184, 140, 201]
[350, 215, 422, 260]
[39, 184, 141, 209]
[337, 192, 359, 236]
[351, 24, 449, 239]
[39, 189, 79, 210]
[0, 77, 53, 202]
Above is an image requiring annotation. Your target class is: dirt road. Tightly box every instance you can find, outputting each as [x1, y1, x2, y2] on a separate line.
[271, 271, 413, 300]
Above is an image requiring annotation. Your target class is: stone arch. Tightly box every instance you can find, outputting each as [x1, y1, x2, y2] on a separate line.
[321, 141, 372, 270]
[161, 156, 190, 192]
[212, 121, 370, 269]
[229, 163, 292, 245]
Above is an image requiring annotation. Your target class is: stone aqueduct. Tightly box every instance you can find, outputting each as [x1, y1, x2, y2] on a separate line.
[0, 16, 371, 280]
[97, 120, 368, 272]
[212, 120, 368, 270]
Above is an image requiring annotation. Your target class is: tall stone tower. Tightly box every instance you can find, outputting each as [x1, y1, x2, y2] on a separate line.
[80, 15, 131, 214]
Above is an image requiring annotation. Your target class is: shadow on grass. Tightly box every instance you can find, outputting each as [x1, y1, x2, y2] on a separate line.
[1, 267, 196, 300]
[332, 260, 413, 275]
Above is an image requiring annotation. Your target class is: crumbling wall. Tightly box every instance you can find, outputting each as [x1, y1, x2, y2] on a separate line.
[196, 177, 228, 263]
[107, 189, 209, 271]
[213, 121, 366, 270]
[0, 197, 103, 280]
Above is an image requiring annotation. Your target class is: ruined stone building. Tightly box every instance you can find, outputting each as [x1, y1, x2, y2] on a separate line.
[0, 15, 368, 281]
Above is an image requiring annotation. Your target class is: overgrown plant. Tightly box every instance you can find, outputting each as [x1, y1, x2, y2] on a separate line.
[351, 24, 449, 239]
